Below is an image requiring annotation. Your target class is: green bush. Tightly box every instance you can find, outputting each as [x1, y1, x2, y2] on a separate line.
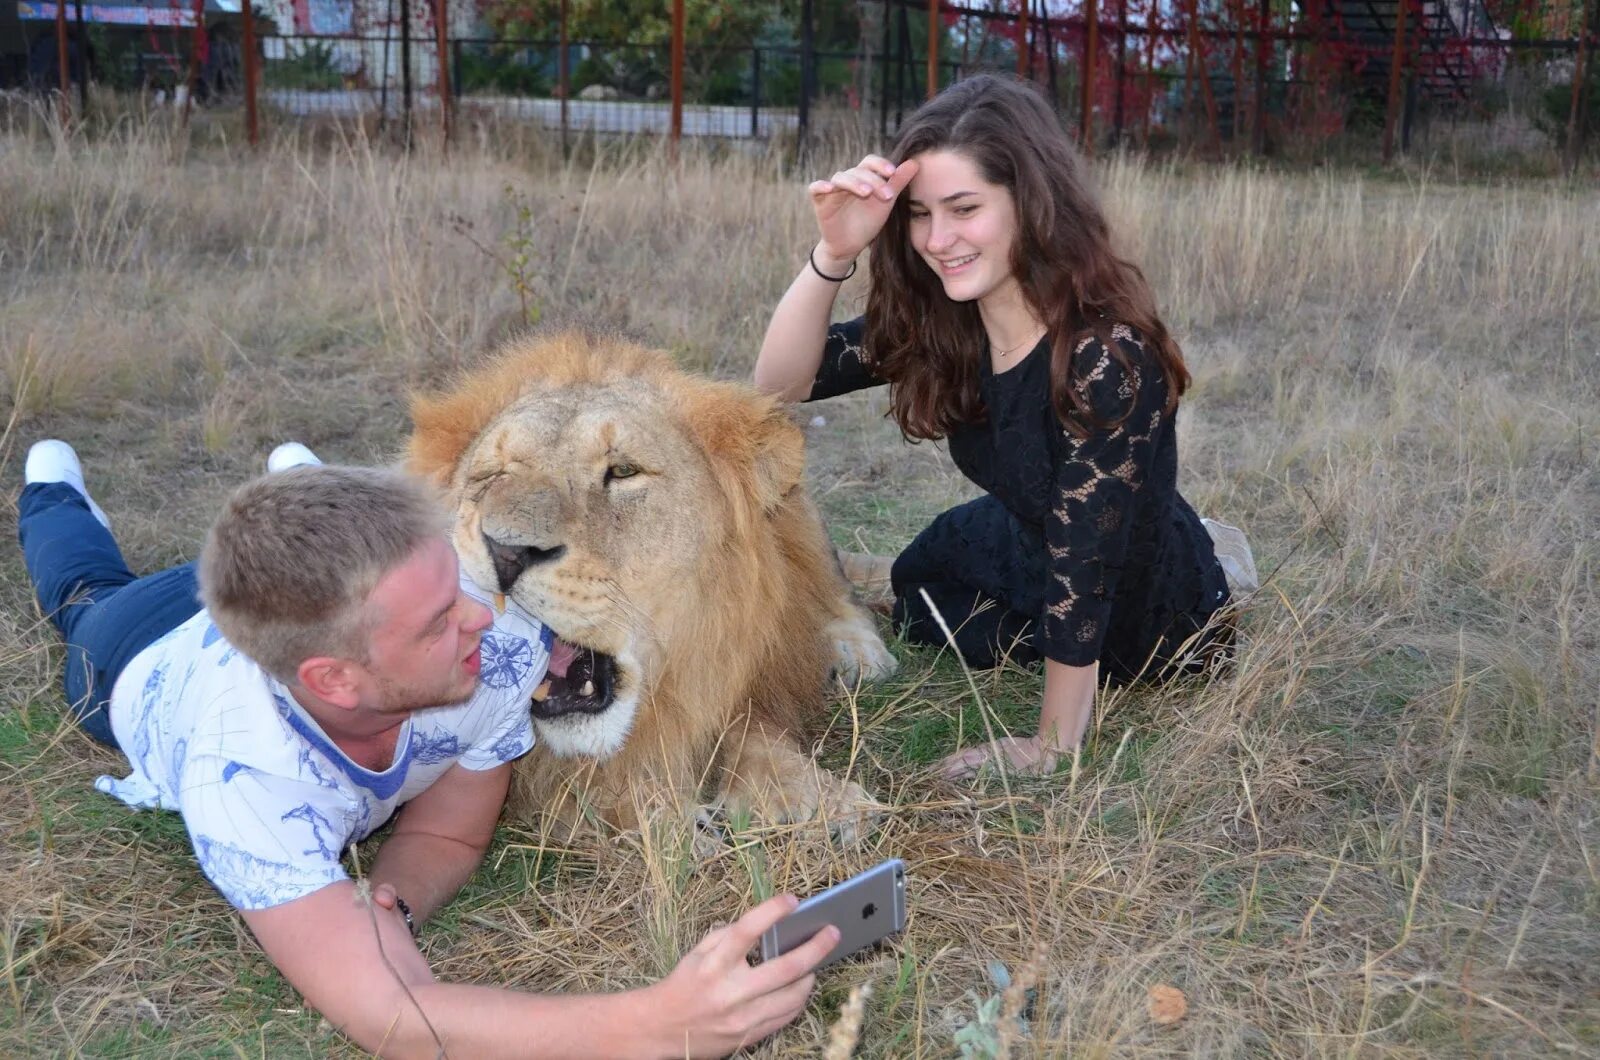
[459, 47, 553, 96]
[1536, 73, 1599, 154]
[267, 40, 342, 91]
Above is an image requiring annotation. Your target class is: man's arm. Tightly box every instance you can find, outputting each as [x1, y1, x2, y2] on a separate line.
[241, 882, 838, 1059]
[366, 760, 509, 921]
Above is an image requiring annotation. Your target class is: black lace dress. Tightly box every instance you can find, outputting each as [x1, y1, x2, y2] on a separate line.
[808, 317, 1230, 684]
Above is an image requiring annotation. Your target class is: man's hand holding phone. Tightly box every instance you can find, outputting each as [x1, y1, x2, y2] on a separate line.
[640, 894, 840, 1056]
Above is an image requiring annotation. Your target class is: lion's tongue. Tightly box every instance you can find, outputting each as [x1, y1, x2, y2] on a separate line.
[548, 638, 581, 678]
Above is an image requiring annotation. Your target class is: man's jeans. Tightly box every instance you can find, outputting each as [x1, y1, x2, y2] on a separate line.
[18, 483, 203, 748]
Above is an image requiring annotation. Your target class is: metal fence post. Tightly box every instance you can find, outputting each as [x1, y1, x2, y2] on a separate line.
[895, 0, 910, 125]
[1017, 0, 1029, 78]
[400, 0, 414, 150]
[1568, 5, 1591, 172]
[1254, 0, 1268, 154]
[1083, 0, 1100, 149]
[73, 0, 86, 114]
[879, 0, 891, 139]
[1144, 0, 1159, 147]
[452, 37, 462, 103]
[799, 0, 813, 147]
[750, 46, 761, 138]
[670, 0, 684, 153]
[559, 0, 569, 157]
[182, 0, 205, 127]
[434, 0, 450, 148]
[54, 0, 69, 124]
[1115, 0, 1128, 145]
[1382, 0, 1407, 163]
[928, 0, 939, 99]
[242, 0, 259, 146]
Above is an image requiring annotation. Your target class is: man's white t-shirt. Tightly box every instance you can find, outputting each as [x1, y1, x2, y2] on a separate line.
[95, 573, 550, 911]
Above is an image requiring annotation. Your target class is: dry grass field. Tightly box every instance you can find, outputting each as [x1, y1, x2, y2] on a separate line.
[0, 106, 1597, 1057]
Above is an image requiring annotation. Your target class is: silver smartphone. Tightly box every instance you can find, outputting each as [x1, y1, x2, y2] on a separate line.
[759, 859, 907, 969]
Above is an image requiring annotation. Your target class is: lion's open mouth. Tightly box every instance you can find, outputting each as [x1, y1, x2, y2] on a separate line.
[532, 637, 618, 719]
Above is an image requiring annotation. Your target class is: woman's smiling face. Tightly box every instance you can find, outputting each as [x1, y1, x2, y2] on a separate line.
[904, 149, 1021, 306]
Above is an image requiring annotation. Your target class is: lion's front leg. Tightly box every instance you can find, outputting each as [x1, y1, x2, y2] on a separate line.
[829, 551, 898, 685]
[826, 603, 898, 686]
[719, 726, 882, 844]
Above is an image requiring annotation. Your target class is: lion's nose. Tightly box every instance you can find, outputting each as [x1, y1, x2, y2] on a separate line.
[482, 533, 566, 592]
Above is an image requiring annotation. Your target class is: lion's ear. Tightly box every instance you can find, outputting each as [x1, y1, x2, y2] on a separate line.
[681, 386, 805, 517]
[747, 405, 806, 513]
[407, 382, 510, 487]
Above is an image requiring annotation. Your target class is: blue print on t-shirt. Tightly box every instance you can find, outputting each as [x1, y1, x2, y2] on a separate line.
[410, 728, 461, 765]
[490, 728, 529, 763]
[479, 631, 534, 690]
[281, 803, 339, 860]
[194, 833, 325, 909]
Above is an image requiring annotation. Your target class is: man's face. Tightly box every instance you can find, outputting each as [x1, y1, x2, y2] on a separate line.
[362, 536, 493, 714]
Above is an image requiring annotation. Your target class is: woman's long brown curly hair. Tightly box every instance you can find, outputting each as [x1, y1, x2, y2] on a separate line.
[863, 74, 1190, 441]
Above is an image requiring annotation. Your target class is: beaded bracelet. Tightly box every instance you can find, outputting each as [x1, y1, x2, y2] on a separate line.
[392, 894, 419, 939]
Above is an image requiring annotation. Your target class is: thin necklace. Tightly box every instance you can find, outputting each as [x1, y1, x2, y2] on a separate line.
[992, 325, 1047, 359]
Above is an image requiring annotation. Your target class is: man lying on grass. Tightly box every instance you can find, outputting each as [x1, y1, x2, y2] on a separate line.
[16, 439, 837, 1059]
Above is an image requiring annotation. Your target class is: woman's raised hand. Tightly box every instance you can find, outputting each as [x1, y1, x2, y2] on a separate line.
[808, 154, 921, 267]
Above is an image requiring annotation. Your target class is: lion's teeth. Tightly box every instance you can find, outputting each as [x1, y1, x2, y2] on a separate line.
[580, 679, 595, 697]
[531, 680, 551, 702]
[493, 592, 506, 613]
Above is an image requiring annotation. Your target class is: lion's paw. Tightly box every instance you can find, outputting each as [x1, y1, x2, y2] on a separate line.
[827, 612, 898, 685]
[692, 804, 728, 861]
[818, 776, 885, 847]
[726, 762, 884, 846]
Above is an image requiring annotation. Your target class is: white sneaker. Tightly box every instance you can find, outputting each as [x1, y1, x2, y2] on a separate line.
[1202, 517, 1259, 597]
[25, 439, 110, 529]
[266, 442, 323, 473]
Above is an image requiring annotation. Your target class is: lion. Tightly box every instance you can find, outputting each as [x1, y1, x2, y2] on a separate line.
[406, 331, 896, 840]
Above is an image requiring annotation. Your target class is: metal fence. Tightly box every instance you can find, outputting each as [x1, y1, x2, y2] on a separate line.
[13, 0, 1597, 169]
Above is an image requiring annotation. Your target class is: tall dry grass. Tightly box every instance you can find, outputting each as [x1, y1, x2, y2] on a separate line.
[0, 106, 1596, 1056]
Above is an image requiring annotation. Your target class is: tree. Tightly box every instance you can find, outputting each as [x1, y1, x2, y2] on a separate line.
[483, 0, 778, 98]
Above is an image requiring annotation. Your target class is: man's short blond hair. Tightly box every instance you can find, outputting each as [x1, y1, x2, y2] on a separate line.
[198, 465, 450, 683]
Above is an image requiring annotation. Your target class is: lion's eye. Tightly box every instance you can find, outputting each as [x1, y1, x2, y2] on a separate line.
[605, 463, 641, 484]
[467, 469, 503, 501]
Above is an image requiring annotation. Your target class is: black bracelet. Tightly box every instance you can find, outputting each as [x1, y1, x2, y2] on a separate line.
[393, 895, 418, 939]
[809, 245, 857, 283]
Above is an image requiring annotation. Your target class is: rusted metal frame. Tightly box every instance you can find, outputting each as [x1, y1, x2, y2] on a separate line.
[1183, 0, 1223, 148]
[242, 0, 259, 146]
[434, 0, 451, 148]
[670, 0, 684, 152]
[1382, 0, 1408, 162]
[1083, 0, 1100, 149]
[929, 0, 940, 99]
[1568, 1, 1591, 170]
